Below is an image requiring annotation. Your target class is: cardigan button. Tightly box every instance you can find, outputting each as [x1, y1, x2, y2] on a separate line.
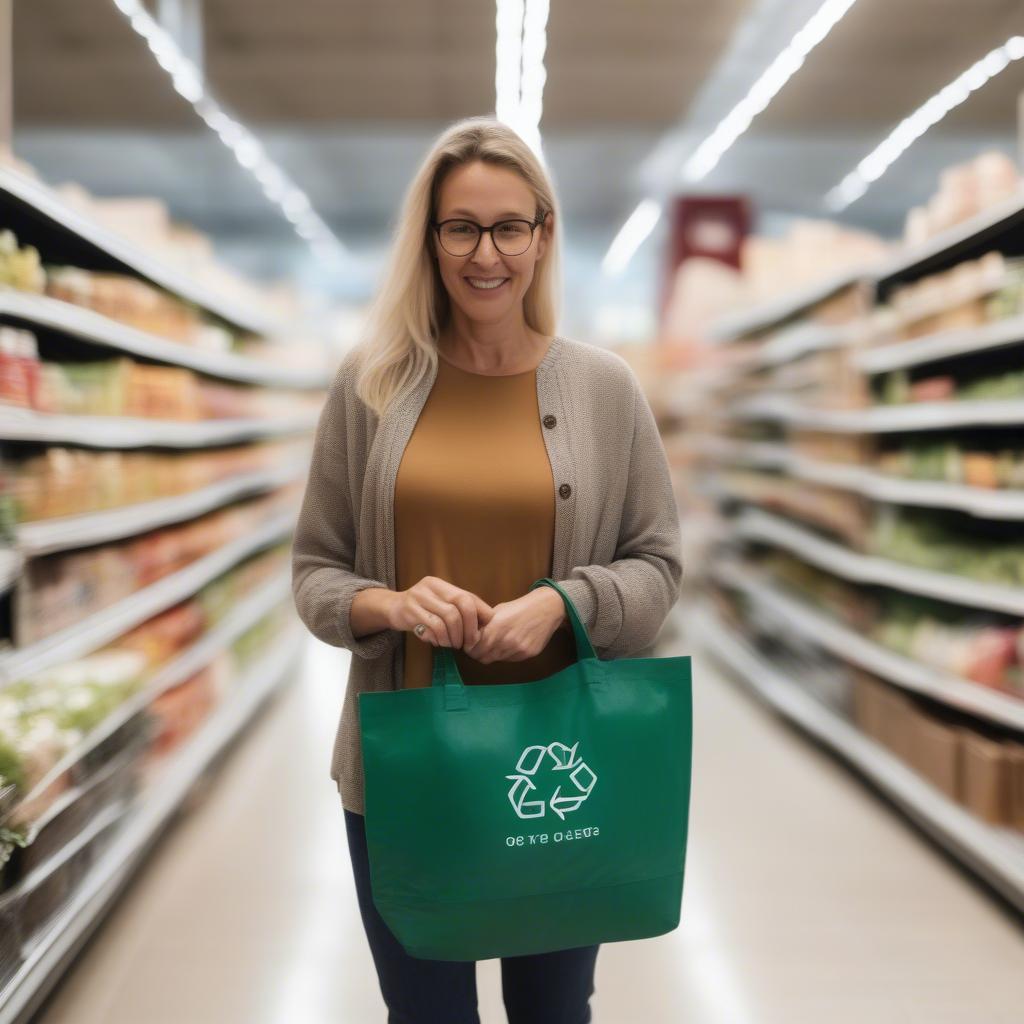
[542, 414, 557, 429]
[558, 483, 572, 499]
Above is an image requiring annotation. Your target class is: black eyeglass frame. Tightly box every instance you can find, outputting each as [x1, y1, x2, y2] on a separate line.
[430, 212, 548, 257]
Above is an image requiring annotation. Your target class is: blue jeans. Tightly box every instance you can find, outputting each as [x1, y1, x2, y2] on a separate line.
[343, 808, 600, 1023]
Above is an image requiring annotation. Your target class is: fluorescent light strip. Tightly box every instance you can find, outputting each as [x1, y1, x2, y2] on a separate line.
[825, 35, 1024, 211]
[602, 0, 861, 277]
[495, 0, 549, 160]
[495, 0, 525, 125]
[518, 0, 550, 156]
[601, 198, 662, 277]
[682, 0, 861, 183]
[110, 0, 345, 263]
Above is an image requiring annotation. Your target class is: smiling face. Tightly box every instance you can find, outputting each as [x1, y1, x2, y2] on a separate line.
[431, 159, 550, 328]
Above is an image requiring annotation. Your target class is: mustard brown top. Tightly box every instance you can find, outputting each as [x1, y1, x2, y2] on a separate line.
[395, 352, 577, 690]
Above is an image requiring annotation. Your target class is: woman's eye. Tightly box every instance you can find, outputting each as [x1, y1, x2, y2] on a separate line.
[498, 223, 527, 235]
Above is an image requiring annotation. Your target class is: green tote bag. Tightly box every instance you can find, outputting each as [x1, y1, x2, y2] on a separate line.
[358, 577, 693, 961]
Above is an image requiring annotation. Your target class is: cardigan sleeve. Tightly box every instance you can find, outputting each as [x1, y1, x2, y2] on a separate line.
[554, 376, 683, 658]
[291, 367, 405, 661]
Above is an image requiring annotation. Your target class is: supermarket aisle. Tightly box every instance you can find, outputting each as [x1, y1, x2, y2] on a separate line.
[32, 614, 1024, 1024]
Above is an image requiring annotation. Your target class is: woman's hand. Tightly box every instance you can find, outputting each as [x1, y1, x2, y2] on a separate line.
[388, 576, 493, 649]
[463, 587, 565, 664]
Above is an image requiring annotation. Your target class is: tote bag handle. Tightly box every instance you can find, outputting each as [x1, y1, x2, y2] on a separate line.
[430, 578, 597, 708]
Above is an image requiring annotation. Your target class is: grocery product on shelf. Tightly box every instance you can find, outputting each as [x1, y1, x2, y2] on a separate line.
[902, 151, 1022, 247]
[710, 578, 1024, 832]
[755, 547, 1023, 695]
[716, 468, 869, 548]
[44, 266, 236, 352]
[0, 541, 290, 817]
[0, 230, 44, 293]
[0, 326, 322, 420]
[0, 327, 40, 408]
[875, 435, 1024, 489]
[2, 435, 311, 527]
[877, 365, 1024, 405]
[868, 251, 1024, 345]
[0, 599, 296, 991]
[851, 669, 1024, 829]
[869, 505, 1024, 588]
[0, 652, 148, 800]
[736, 220, 888, 311]
[12, 481, 300, 646]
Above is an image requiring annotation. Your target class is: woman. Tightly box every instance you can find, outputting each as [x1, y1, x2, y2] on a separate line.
[291, 116, 683, 1024]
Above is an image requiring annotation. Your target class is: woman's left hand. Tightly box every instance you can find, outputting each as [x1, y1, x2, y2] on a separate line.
[463, 587, 565, 663]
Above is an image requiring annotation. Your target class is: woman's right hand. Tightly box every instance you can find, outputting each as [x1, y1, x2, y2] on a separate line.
[387, 576, 493, 650]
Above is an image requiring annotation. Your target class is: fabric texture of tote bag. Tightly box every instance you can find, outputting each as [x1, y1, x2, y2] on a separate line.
[358, 577, 693, 961]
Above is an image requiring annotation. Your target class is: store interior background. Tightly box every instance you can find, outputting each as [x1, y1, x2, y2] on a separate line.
[3, 1, 1024, 1022]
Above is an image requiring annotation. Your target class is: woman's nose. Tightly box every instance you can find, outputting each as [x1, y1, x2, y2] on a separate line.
[472, 232, 501, 263]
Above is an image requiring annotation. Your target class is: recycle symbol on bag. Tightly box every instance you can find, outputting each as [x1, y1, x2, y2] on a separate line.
[505, 740, 597, 820]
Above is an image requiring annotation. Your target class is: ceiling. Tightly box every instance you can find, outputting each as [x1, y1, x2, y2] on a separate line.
[9, 0, 1024, 323]
[750, 0, 1024, 132]
[15, 0, 747, 127]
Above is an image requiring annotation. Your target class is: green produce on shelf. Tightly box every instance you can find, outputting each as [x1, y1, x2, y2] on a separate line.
[0, 823, 29, 882]
[759, 548, 1024, 692]
[958, 369, 1024, 401]
[877, 440, 1024, 488]
[880, 369, 910, 404]
[985, 258, 1024, 320]
[0, 649, 147, 798]
[0, 229, 45, 292]
[878, 366, 1024, 406]
[870, 507, 1024, 586]
[230, 605, 289, 665]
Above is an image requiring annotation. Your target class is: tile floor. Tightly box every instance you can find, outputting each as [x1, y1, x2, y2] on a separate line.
[30, 614, 1024, 1023]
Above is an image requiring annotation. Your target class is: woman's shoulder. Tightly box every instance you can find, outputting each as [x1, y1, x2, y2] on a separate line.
[556, 335, 639, 395]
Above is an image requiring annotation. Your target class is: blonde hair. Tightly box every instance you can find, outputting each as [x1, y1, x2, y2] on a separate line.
[349, 116, 563, 417]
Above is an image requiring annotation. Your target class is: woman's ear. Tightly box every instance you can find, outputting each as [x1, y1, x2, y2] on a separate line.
[537, 210, 551, 261]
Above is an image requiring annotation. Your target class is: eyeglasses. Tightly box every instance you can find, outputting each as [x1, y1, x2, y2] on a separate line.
[431, 214, 546, 257]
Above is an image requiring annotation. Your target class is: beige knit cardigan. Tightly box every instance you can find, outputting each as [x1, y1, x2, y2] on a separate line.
[290, 333, 684, 814]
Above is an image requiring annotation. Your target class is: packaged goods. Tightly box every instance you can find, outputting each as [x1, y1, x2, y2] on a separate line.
[45, 266, 203, 345]
[961, 731, 1015, 825]
[870, 506, 1024, 589]
[8, 437, 311, 523]
[12, 484, 300, 645]
[0, 327, 41, 408]
[0, 230, 45, 293]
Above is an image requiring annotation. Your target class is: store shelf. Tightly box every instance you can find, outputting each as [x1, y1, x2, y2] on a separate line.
[0, 165, 281, 338]
[753, 321, 848, 367]
[0, 290, 329, 390]
[709, 193, 1024, 344]
[875, 188, 1024, 295]
[14, 462, 306, 557]
[690, 435, 790, 470]
[735, 505, 1024, 616]
[692, 600, 1024, 913]
[0, 406, 318, 449]
[713, 558, 1024, 729]
[855, 315, 1024, 375]
[0, 508, 296, 683]
[0, 622, 303, 1024]
[710, 267, 868, 342]
[4, 569, 293, 829]
[731, 394, 1024, 432]
[0, 549, 20, 594]
[698, 436, 1024, 519]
